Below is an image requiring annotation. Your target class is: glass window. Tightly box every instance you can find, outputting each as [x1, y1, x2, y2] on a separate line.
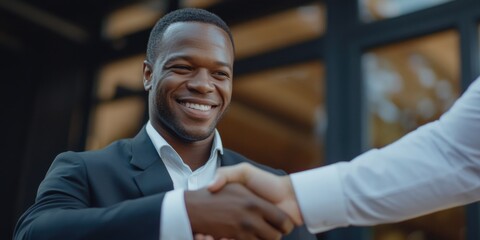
[362, 30, 463, 240]
[96, 55, 145, 100]
[218, 61, 326, 172]
[102, 2, 165, 39]
[359, 0, 454, 23]
[231, 3, 325, 59]
[181, 0, 221, 8]
[86, 97, 146, 150]
[86, 55, 146, 150]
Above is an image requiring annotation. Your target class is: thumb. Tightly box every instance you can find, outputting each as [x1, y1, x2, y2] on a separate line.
[207, 174, 227, 192]
[208, 163, 250, 192]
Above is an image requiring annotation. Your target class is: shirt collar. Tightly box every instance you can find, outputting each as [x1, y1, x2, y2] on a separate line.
[145, 121, 224, 159]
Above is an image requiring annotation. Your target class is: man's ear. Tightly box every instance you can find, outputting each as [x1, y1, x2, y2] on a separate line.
[143, 60, 153, 91]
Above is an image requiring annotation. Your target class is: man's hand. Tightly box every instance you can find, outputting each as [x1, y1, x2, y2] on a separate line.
[194, 234, 232, 240]
[186, 183, 294, 240]
[208, 163, 304, 225]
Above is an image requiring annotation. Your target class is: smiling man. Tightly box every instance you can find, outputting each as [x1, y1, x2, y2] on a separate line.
[14, 8, 315, 240]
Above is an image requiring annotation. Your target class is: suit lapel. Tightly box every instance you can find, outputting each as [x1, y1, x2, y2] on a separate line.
[130, 127, 174, 196]
[219, 150, 243, 167]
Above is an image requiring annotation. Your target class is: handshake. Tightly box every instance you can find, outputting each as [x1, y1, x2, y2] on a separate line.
[185, 163, 304, 240]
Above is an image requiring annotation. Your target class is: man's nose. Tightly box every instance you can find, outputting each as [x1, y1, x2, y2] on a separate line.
[187, 69, 215, 93]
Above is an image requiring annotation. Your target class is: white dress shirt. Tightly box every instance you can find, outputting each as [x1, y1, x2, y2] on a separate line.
[291, 77, 480, 233]
[146, 122, 223, 240]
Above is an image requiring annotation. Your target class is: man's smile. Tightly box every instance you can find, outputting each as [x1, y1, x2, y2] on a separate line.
[176, 98, 220, 120]
[181, 102, 213, 111]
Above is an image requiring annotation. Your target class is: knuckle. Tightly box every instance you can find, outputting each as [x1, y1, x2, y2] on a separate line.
[282, 217, 294, 232]
[272, 213, 293, 233]
[240, 219, 255, 232]
[274, 232, 282, 240]
[244, 200, 259, 211]
[238, 162, 249, 171]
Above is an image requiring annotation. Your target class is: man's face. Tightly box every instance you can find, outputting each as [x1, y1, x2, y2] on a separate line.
[144, 22, 234, 143]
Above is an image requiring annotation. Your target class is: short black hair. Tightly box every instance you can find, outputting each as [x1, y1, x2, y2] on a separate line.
[146, 8, 234, 63]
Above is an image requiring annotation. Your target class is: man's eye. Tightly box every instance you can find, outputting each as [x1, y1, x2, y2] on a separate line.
[172, 65, 192, 71]
[213, 71, 230, 79]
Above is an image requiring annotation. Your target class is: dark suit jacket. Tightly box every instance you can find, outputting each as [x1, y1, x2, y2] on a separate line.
[14, 128, 315, 240]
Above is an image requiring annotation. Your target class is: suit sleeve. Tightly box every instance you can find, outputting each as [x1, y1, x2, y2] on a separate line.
[14, 152, 165, 240]
[292, 77, 480, 233]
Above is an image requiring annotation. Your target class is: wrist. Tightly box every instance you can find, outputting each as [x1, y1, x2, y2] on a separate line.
[282, 175, 304, 225]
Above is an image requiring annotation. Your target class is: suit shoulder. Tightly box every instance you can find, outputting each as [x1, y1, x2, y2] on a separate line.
[55, 138, 132, 166]
[223, 149, 286, 176]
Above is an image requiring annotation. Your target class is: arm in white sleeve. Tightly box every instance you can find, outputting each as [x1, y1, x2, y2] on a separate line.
[160, 189, 193, 240]
[292, 77, 480, 233]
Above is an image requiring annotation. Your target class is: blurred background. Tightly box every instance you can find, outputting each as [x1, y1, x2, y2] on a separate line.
[1, 0, 479, 239]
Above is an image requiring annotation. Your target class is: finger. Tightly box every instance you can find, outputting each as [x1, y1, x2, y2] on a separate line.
[211, 164, 280, 204]
[208, 163, 250, 192]
[194, 234, 214, 240]
[194, 234, 206, 240]
[241, 211, 286, 240]
[252, 218, 283, 240]
[239, 189, 294, 238]
[256, 196, 295, 235]
[208, 174, 228, 193]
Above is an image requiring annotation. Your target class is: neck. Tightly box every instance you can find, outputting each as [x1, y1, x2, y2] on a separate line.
[171, 139, 213, 171]
[153, 123, 214, 171]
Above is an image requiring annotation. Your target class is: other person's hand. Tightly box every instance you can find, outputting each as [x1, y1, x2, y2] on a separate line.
[194, 233, 233, 240]
[186, 183, 294, 240]
[208, 163, 304, 225]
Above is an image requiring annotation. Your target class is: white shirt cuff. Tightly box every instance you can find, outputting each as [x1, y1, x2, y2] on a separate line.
[160, 189, 193, 240]
[290, 163, 349, 233]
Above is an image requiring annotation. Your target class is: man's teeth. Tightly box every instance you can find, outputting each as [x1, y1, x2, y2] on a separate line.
[184, 102, 212, 111]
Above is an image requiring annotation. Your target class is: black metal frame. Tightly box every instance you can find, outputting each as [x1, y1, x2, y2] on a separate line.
[324, 0, 480, 239]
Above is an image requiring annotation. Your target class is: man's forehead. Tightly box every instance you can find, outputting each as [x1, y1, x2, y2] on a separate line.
[157, 21, 234, 61]
[163, 21, 229, 40]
